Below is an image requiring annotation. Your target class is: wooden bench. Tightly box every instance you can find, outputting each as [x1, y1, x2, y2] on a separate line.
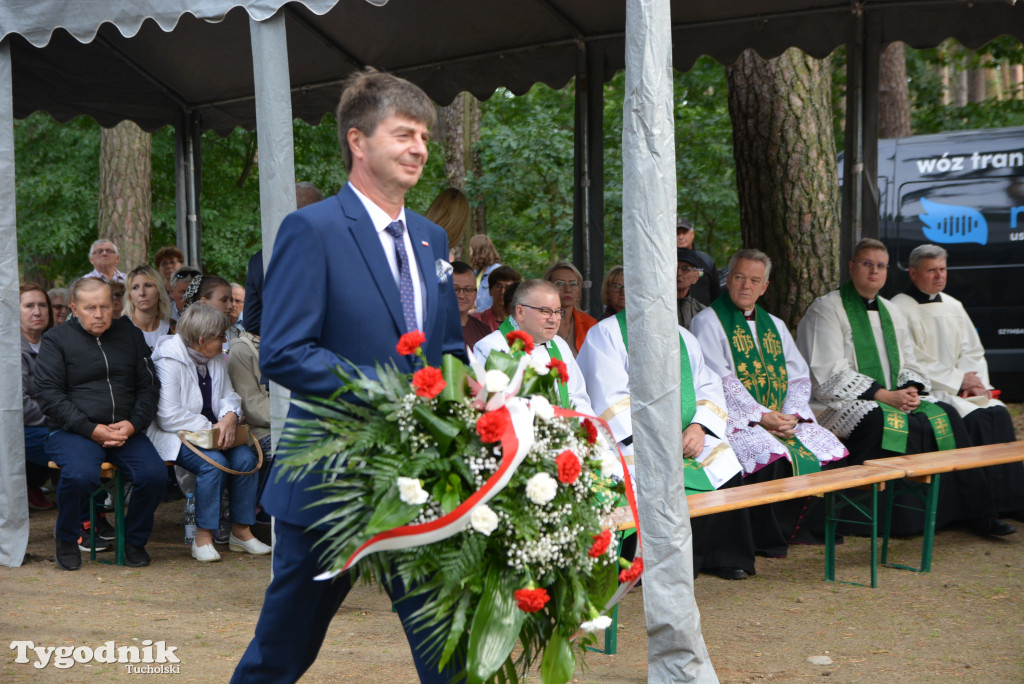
[594, 465, 907, 655]
[863, 440, 1024, 573]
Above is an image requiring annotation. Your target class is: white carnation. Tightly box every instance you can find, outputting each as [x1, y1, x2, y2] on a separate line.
[484, 369, 510, 393]
[531, 395, 555, 420]
[469, 504, 499, 536]
[397, 477, 429, 505]
[580, 615, 613, 633]
[525, 472, 558, 505]
[528, 355, 551, 375]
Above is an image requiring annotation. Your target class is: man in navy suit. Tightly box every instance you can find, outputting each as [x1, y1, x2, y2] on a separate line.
[233, 69, 466, 683]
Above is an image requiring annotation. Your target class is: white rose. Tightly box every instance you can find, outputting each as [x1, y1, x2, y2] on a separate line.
[469, 504, 499, 536]
[599, 452, 624, 480]
[528, 355, 551, 375]
[397, 477, 429, 505]
[531, 395, 555, 420]
[484, 369, 510, 393]
[525, 472, 558, 505]
[580, 615, 613, 633]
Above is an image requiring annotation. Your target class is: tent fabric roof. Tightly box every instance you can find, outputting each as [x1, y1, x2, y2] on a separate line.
[3, 0, 1022, 134]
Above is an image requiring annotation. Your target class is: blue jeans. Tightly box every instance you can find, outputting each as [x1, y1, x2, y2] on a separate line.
[24, 426, 51, 488]
[45, 430, 166, 546]
[175, 443, 258, 530]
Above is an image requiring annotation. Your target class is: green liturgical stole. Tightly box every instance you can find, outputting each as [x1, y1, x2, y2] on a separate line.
[839, 281, 956, 453]
[616, 311, 714, 494]
[710, 296, 820, 475]
[499, 318, 570, 408]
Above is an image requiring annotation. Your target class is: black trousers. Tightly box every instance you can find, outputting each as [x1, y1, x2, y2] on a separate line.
[963, 405, 1024, 516]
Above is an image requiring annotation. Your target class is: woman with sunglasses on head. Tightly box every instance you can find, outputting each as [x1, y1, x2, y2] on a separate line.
[544, 261, 597, 357]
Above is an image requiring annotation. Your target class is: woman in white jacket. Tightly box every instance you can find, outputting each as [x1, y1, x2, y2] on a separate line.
[148, 304, 270, 562]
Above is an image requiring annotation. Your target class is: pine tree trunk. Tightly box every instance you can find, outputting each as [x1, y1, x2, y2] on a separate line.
[879, 42, 912, 138]
[98, 120, 152, 272]
[726, 48, 840, 329]
[442, 92, 485, 254]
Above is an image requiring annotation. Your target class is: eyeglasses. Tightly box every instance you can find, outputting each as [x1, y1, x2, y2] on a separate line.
[52, 304, 68, 312]
[491, 282, 514, 291]
[92, 248, 116, 255]
[608, 283, 624, 292]
[453, 286, 477, 295]
[678, 266, 704, 275]
[857, 260, 889, 271]
[520, 303, 566, 319]
[552, 280, 580, 291]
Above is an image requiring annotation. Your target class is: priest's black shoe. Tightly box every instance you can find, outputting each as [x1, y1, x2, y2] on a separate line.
[55, 539, 81, 571]
[971, 517, 1016, 537]
[712, 567, 750, 580]
[124, 544, 151, 568]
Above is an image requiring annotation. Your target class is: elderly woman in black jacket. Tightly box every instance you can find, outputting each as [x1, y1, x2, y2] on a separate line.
[35, 277, 166, 572]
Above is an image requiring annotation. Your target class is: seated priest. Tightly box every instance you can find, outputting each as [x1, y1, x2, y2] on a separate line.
[796, 238, 1013, 537]
[577, 295, 755, 580]
[691, 249, 847, 557]
[891, 244, 1023, 521]
[473, 279, 593, 415]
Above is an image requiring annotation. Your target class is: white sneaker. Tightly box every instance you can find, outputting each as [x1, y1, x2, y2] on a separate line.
[191, 541, 221, 562]
[228, 534, 272, 555]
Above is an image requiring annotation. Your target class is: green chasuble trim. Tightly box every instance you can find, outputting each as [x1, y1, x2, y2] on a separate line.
[839, 281, 956, 452]
[498, 318, 570, 408]
[709, 296, 820, 475]
[615, 311, 714, 494]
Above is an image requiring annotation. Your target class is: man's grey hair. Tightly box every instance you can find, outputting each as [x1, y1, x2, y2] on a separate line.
[728, 248, 773, 280]
[69, 277, 111, 304]
[512, 279, 559, 311]
[89, 239, 118, 255]
[176, 304, 230, 347]
[909, 244, 948, 268]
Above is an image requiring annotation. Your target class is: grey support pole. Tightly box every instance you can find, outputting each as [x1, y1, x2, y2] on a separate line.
[622, 1, 717, 681]
[250, 11, 297, 448]
[174, 112, 203, 269]
[0, 39, 29, 568]
[573, 45, 606, 315]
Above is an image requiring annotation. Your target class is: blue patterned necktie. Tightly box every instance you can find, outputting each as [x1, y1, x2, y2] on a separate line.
[385, 220, 418, 332]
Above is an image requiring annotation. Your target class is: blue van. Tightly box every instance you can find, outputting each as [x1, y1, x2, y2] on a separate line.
[845, 126, 1024, 400]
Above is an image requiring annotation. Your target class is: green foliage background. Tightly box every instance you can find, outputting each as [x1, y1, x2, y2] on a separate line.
[14, 41, 1022, 287]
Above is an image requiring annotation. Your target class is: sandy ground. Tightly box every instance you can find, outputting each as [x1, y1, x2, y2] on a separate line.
[3, 409, 1022, 683]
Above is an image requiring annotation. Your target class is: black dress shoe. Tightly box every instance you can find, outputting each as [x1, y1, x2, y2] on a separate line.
[55, 540, 81, 571]
[712, 567, 750, 580]
[971, 518, 1017, 537]
[124, 544, 151, 568]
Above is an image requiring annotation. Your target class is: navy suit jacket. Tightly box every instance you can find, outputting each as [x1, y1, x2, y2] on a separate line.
[259, 184, 467, 528]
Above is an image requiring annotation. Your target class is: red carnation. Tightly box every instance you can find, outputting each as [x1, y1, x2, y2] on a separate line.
[514, 587, 550, 613]
[619, 558, 644, 584]
[588, 529, 613, 558]
[396, 331, 426, 356]
[476, 408, 510, 444]
[547, 358, 569, 384]
[411, 366, 446, 399]
[555, 450, 581, 484]
[582, 419, 598, 445]
[506, 330, 535, 354]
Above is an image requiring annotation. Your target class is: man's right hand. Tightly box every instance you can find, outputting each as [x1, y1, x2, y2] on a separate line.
[91, 424, 126, 447]
[875, 387, 920, 412]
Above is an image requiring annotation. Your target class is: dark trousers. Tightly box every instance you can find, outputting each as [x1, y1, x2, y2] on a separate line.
[963, 405, 1024, 516]
[232, 519, 464, 684]
[44, 430, 166, 547]
[844, 402, 996, 535]
[24, 426, 51, 488]
[692, 473, 757, 574]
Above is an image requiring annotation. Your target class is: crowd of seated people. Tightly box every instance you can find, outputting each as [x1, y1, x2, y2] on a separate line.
[18, 212, 1020, 580]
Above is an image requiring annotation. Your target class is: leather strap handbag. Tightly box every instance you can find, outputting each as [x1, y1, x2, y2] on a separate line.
[178, 424, 264, 476]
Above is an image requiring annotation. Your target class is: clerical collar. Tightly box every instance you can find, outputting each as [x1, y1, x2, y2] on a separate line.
[743, 308, 756, 321]
[903, 283, 943, 304]
[860, 296, 879, 311]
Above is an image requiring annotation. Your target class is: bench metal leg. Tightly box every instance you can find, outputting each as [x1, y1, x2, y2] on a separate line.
[89, 470, 127, 566]
[824, 484, 881, 588]
[880, 475, 938, 574]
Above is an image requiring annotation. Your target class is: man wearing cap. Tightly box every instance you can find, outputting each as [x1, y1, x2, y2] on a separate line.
[676, 247, 707, 329]
[676, 217, 720, 306]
